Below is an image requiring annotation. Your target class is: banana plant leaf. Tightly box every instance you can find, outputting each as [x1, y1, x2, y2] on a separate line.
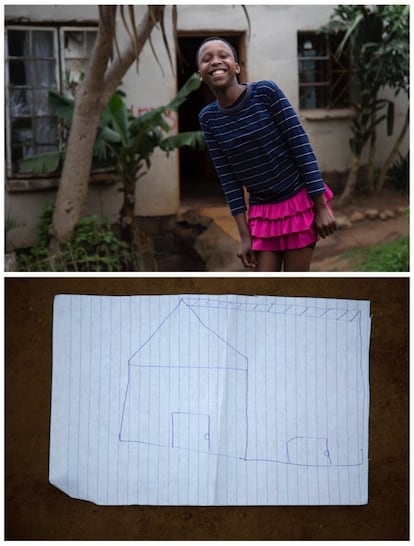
[105, 93, 129, 145]
[19, 150, 63, 173]
[99, 126, 122, 143]
[48, 90, 75, 125]
[129, 106, 169, 135]
[167, 72, 202, 111]
[160, 131, 205, 153]
[19, 72, 203, 176]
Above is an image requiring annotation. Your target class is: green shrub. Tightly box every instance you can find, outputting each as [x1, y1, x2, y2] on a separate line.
[18, 206, 133, 272]
[345, 235, 409, 272]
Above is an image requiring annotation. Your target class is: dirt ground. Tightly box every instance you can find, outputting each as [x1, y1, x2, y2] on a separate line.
[193, 188, 409, 272]
[311, 188, 409, 271]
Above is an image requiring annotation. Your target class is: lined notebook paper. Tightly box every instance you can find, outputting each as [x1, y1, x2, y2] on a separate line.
[50, 294, 371, 506]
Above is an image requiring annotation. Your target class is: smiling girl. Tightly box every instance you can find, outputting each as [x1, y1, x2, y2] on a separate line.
[197, 37, 337, 272]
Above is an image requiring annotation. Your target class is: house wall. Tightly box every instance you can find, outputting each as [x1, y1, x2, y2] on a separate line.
[254, 312, 364, 466]
[120, 365, 248, 459]
[194, 304, 366, 466]
[5, 5, 408, 248]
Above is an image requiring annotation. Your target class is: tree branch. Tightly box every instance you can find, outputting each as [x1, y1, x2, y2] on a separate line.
[82, 6, 117, 95]
[101, 6, 165, 104]
[376, 107, 409, 192]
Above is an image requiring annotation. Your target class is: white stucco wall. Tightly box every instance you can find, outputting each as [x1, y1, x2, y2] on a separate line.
[119, 6, 179, 216]
[5, 5, 409, 248]
[5, 5, 179, 246]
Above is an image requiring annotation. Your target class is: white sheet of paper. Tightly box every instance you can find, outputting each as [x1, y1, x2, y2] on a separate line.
[50, 294, 371, 506]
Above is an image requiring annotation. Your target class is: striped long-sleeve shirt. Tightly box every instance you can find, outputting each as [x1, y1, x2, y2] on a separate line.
[198, 80, 325, 216]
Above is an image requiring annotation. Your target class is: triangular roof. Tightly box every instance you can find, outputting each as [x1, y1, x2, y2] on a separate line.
[129, 300, 247, 370]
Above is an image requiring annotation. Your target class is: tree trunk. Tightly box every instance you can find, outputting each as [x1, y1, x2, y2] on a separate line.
[376, 107, 409, 192]
[338, 155, 361, 205]
[50, 98, 103, 244]
[366, 114, 377, 193]
[50, 5, 165, 245]
[50, 6, 117, 244]
[119, 172, 138, 243]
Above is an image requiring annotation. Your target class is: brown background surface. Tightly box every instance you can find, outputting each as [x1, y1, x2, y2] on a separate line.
[5, 277, 409, 540]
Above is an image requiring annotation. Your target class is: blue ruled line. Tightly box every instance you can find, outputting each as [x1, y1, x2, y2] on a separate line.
[106, 298, 113, 504]
[66, 297, 73, 494]
[86, 297, 93, 499]
[96, 297, 102, 503]
[76, 297, 82, 498]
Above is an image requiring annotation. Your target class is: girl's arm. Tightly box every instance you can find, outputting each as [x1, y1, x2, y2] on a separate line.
[234, 212, 257, 268]
[264, 82, 337, 236]
[199, 114, 246, 216]
[264, 82, 325, 197]
[199, 116, 257, 265]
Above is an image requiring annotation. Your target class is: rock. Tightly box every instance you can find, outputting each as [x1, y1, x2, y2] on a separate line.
[335, 214, 352, 230]
[195, 223, 244, 272]
[365, 209, 379, 220]
[378, 209, 396, 221]
[178, 210, 211, 228]
[5, 251, 18, 272]
[350, 211, 365, 222]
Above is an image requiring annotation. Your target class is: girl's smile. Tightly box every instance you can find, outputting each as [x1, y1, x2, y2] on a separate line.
[210, 68, 227, 77]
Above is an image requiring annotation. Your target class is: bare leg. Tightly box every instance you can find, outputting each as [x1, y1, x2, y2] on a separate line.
[283, 247, 314, 272]
[256, 251, 283, 272]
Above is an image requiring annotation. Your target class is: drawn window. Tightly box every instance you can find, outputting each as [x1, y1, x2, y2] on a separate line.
[298, 31, 351, 110]
[5, 26, 97, 176]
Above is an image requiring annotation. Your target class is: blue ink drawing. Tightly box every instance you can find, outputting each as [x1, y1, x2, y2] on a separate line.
[119, 299, 249, 460]
[119, 297, 366, 468]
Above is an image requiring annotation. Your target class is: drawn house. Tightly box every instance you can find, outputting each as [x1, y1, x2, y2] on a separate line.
[120, 300, 248, 459]
[120, 297, 367, 468]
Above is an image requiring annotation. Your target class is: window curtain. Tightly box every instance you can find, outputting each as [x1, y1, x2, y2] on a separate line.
[24, 30, 57, 156]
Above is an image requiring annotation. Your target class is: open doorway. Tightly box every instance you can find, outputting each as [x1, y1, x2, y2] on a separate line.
[176, 34, 246, 208]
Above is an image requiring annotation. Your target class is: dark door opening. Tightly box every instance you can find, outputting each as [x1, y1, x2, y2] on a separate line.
[177, 34, 244, 207]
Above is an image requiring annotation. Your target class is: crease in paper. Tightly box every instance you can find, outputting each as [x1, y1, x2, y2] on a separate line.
[50, 294, 370, 506]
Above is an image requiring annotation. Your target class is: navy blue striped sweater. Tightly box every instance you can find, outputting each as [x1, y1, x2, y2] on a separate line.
[198, 80, 325, 216]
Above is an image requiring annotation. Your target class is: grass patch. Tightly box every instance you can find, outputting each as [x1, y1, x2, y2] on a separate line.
[344, 236, 409, 272]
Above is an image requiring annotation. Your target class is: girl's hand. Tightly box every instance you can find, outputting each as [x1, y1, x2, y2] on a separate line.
[313, 193, 337, 238]
[237, 236, 257, 268]
[314, 205, 337, 238]
[233, 212, 257, 268]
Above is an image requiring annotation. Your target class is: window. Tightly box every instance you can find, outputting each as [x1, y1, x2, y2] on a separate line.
[298, 31, 351, 110]
[5, 26, 97, 176]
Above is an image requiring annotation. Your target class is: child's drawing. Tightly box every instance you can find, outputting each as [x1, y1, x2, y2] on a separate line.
[119, 297, 366, 468]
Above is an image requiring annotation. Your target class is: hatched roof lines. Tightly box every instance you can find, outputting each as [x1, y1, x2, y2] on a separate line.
[183, 297, 361, 322]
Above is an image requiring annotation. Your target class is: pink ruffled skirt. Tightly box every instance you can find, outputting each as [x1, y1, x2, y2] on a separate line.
[248, 185, 334, 252]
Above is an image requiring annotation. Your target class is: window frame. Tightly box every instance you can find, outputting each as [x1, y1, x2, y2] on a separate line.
[5, 25, 61, 178]
[298, 30, 352, 112]
[59, 26, 98, 97]
[5, 24, 98, 181]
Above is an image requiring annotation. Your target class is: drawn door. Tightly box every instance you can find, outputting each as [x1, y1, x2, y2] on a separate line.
[172, 412, 211, 452]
